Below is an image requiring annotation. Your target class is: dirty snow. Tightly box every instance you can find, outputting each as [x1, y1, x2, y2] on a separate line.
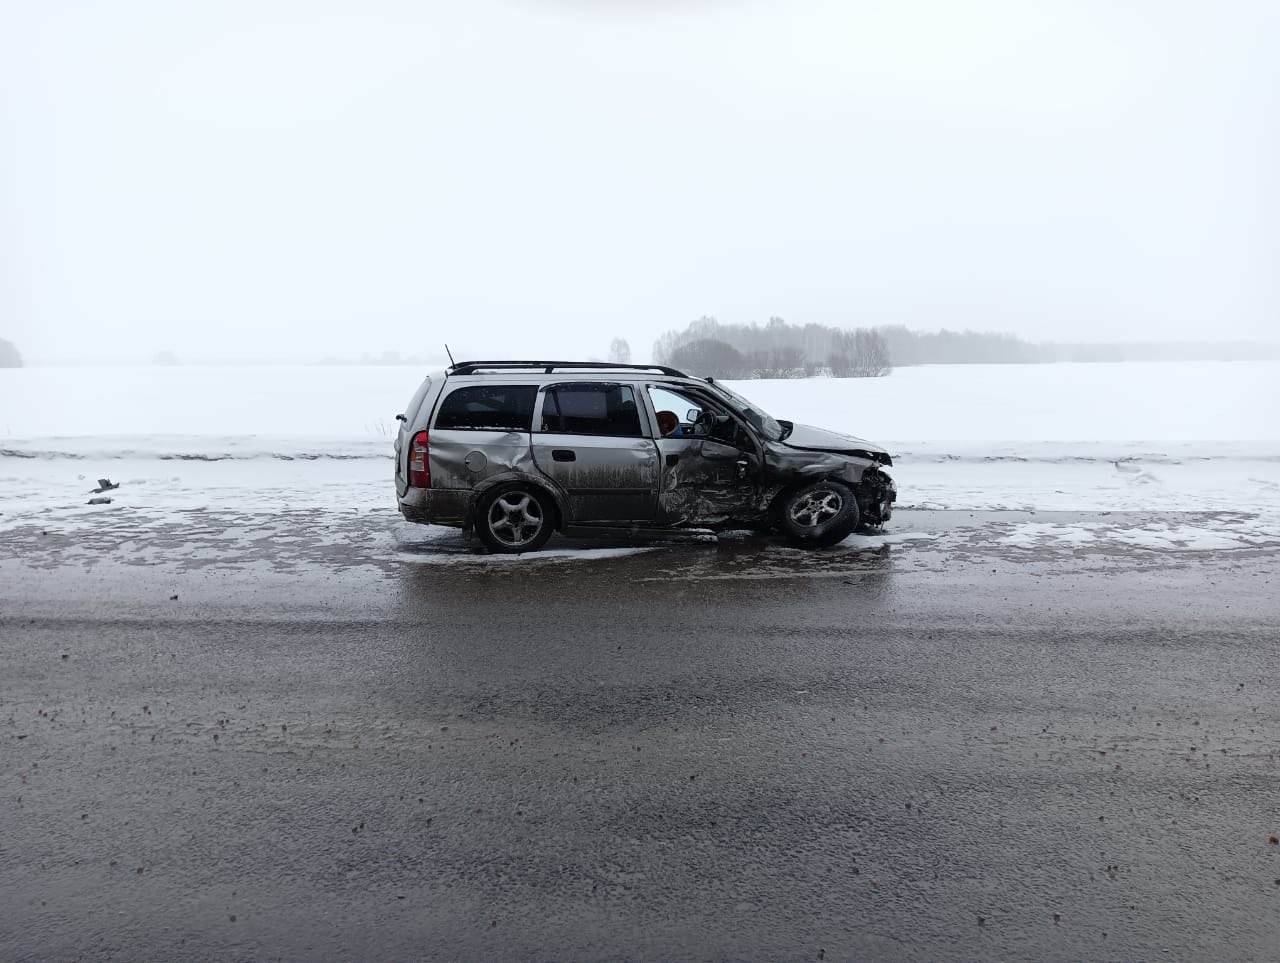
[998, 518, 1280, 552]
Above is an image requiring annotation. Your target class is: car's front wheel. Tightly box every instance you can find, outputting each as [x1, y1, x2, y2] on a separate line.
[776, 479, 860, 548]
[474, 484, 556, 554]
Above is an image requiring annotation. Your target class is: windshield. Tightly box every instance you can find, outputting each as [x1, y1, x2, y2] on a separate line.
[709, 383, 787, 441]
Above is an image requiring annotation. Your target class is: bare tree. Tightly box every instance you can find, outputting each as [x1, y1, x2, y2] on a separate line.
[608, 338, 632, 364]
[826, 330, 890, 377]
[654, 316, 720, 365]
[849, 329, 891, 377]
[668, 339, 747, 379]
[746, 346, 806, 378]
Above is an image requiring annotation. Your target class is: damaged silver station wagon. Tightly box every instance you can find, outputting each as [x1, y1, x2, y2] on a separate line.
[394, 361, 896, 553]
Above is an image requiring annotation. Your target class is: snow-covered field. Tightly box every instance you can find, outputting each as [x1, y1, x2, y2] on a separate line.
[1, 361, 1278, 555]
[4, 359, 1277, 443]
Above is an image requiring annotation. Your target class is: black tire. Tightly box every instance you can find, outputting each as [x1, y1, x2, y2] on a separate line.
[775, 479, 860, 548]
[474, 484, 556, 554]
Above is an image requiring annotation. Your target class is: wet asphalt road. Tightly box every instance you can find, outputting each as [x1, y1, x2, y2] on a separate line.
[3, 510, 1280, 961]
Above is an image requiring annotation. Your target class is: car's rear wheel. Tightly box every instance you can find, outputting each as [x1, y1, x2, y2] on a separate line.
[776, 479, 860, 548]
[475, 484, 556, 554]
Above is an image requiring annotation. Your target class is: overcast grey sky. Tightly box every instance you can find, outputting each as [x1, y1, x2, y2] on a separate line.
[2, 0, 1276, 363]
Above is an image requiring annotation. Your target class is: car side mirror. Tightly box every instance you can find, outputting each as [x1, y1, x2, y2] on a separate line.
[686, 408, 700, 422]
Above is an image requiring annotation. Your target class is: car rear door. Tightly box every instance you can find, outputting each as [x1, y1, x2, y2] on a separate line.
[530, 382, 659, 523]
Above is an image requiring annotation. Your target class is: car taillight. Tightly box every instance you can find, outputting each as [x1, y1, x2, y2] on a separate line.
[408, 430, 430, 487]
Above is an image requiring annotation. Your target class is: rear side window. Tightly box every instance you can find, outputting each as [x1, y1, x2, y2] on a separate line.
[541, 383, 643, 437]
[402, 377, 433, 425]
[433, 385, 537, 431]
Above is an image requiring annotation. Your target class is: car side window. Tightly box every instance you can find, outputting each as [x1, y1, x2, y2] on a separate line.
[652, 385, 757, 449]
[541, 383, 643, 437]
[647, 386, 703, 438]
[433, 384, 537, 431]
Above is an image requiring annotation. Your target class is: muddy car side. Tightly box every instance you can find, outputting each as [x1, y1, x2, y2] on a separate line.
[395, 362, 895, 552]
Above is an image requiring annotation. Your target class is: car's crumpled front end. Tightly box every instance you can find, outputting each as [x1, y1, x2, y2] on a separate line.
[763, 421, 897, 526]
[775, 421, 893, 467]
[856, 465, 896, 525]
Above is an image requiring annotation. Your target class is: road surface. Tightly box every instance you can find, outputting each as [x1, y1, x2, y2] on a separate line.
[2, 509, 1279, 960]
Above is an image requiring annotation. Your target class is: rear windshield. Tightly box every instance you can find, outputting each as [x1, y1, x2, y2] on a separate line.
[433, 384, 537, 431]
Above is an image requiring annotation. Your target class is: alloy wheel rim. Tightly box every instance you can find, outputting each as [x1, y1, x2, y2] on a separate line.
[488, 493, 544, 547]
[789, 488, 843, 528]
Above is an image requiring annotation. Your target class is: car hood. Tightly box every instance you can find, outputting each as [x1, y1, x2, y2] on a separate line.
[778, 422, 892, 466]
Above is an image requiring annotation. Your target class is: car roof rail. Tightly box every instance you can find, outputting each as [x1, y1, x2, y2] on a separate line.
[446, 360, 689, 377]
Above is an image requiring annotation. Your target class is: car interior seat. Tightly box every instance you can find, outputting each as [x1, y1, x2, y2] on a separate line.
[611, 397, 642, 437]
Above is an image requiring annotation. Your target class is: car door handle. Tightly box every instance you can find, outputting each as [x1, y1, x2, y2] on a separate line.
[552, 449, 576, 462]
[665, 454, 680, 467]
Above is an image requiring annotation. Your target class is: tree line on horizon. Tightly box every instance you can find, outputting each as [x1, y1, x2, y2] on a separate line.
[876, 327, 1280, 365]
[6, 330, 1275, 371]
[652, 317, 892, 379]
[650, 317, 1051, 377]
[643, 318, 1280, 378]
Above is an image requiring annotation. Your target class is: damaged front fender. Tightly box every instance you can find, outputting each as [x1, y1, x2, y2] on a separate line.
[762, 443, 896, 526]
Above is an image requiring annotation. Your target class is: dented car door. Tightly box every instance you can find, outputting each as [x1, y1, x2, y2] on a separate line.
[647, 387, 762, 526]
[531, 382, 659, 523]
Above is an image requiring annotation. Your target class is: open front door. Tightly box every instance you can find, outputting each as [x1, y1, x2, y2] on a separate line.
[647, 386, 760, 526]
